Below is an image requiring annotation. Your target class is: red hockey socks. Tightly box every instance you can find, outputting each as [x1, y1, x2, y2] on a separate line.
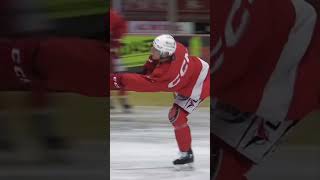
[169, 105, 192, 152]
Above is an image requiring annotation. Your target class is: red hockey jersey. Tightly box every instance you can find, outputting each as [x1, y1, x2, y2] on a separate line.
[117, 42, 210, 100]
[212, 0, 320, 121]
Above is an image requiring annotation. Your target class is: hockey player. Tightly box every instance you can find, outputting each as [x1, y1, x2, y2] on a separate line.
[110, 9, 132, 112]
[211, 0, 320, 179]
[110, 34, 210, 167]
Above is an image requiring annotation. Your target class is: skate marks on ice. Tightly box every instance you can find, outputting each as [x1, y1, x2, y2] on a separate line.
[110, 106, 210, 180]
[110, 142, 209, 180]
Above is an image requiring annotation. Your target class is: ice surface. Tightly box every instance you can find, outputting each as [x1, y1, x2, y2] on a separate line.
[111, 106, 320, 180]
[110, 106, 210, 180]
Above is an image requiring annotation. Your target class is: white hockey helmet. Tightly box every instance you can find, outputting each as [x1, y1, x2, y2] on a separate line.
[152, 34, 177, 57]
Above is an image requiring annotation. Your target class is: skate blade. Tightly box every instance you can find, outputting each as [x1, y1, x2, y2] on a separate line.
[173, 163, 194, 171]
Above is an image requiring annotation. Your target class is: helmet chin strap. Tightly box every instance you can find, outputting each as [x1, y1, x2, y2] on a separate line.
[159, 53, 175, 63]
[152, 48, 174, 62]
[159, 51, 171, 60]
[159, 58, 171, 63]
[151, 56, 168, 62]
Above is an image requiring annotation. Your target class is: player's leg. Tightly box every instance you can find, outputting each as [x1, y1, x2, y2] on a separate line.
[117, 89, 131, 112]
[112, 55, 132, 113]
[168, 104, 193, 166]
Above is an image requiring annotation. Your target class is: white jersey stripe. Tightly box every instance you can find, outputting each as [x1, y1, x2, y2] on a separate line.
[190, 58, 209, 100]
[256, 0, 317, 123]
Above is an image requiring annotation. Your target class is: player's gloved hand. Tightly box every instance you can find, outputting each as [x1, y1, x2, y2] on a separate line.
[141, 55, 157, 75]
[110, 73, 123, 90]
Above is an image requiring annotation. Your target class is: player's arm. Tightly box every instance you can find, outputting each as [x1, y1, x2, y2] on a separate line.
[110, 72, 177, 93]
[139, 56, 157, 75]
[120, 73, 169, 92]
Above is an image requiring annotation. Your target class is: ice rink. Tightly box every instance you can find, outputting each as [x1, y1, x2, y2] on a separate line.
[110, 106, 210, 180]
[111, 106, 320, 180]
[1, 105, 317, 180]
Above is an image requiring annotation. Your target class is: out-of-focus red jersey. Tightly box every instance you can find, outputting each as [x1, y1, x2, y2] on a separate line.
[212, 0, 320, 121]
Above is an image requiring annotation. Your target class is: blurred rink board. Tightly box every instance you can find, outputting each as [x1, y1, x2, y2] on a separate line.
[120, 34, 210, 70]
[45, 0, 107, 19]
[5, 0, 106, 38]
[8, 0, 106, 19]
[111, 91, 210, 107]
[119, 35, 155, 68]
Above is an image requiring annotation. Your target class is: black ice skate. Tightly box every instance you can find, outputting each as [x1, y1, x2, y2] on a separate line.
[173, 149, 194, 170]
[122, 104, 132, 113]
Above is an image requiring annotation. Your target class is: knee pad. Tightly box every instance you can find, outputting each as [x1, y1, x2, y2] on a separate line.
[168, 105, 188, 130]
[168, 105, 180, 124]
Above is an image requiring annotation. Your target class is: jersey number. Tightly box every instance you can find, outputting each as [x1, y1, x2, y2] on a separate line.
[11, 48, 31, 83]
[168, 53, 189, 88]
[211, 0, 255, 73]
